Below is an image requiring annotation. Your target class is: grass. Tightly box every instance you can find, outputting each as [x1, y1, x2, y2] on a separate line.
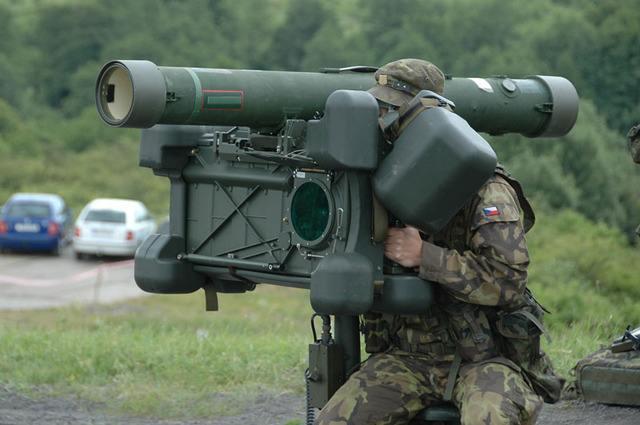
[0, 209, 638, 419]
[0, 285, 313, 419]
[0, 285, 622, 418]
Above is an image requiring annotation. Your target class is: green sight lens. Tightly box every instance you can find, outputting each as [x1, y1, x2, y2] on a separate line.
[291, 182, 330, 242]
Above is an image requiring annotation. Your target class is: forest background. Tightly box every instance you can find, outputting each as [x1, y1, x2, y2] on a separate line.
[0, 0, 639, 416]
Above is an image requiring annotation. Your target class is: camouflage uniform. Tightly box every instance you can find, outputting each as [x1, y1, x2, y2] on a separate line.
[627, 124, 640, 164]
[628, 125, 640, 236]
[317, 59, 555, 425]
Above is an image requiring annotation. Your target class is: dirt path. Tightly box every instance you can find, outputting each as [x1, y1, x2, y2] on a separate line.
[0, 385, 305, 425]
[0, 385, 637, 425]
[538, 400, 637, 425]
[0, 249, 145, 310]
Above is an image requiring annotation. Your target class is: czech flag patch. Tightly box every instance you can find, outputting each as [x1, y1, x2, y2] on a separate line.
[483, 206, 500, 217]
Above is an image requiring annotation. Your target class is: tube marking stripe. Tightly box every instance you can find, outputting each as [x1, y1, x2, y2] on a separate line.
[201, 90, 244, 111]
[185, 68, 202, 123]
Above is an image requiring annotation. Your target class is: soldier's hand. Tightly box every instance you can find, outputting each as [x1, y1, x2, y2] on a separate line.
[384, 226, 423, 268]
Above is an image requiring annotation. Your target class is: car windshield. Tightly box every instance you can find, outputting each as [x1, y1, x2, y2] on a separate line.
[84, 209, 126, 224]
[5, 202, 51, 218]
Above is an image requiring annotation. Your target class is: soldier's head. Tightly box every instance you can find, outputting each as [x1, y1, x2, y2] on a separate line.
[368, 58, 445, 109]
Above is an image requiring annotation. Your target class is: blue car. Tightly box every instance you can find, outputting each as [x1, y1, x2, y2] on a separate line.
[0, 193, 73, 255]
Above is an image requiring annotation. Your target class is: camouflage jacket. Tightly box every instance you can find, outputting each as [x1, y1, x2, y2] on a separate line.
[363, 167, 563, 401]
[420, 169, 531, 307]
[364, 168, 535, 362]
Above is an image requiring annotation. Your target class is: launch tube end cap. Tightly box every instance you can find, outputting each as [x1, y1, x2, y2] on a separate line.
[96, 60, 166, 128]
[532, 76, 579, 138]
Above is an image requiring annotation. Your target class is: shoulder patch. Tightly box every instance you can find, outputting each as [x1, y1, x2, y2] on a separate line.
[482, 206, 500, 217]
[472, 179, 522, 230]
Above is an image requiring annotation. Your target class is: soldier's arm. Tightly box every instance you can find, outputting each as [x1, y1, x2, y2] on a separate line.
[418, 177, 529, 306]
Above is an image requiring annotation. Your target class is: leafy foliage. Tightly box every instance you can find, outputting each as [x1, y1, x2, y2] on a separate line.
[528, 210, 640, 327]
[0, 0, 637, 232]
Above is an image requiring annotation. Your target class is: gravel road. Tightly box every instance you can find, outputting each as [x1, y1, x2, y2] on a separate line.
[0, 385, 305, 425]
[0, 385, 637, 425]
[0, 248, 145, 310]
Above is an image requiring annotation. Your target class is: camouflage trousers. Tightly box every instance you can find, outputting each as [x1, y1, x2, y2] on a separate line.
[315, 351, 542, 425]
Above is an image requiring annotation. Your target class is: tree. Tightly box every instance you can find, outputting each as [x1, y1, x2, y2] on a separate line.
[29, 2, 113, 110]
[269, 0, 329, 70]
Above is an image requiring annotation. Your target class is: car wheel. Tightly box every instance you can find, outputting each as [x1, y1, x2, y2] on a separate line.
[75, 252, 85, 260]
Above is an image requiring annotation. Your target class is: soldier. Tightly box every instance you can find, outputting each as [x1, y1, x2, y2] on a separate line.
[628, 124, 640, 237]
[316, 59, 561, 425]
[628, 124, 640, 164]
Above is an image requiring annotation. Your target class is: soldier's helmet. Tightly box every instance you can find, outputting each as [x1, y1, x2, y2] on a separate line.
[368, 58, 445, 107]
[627, 123, 640, 164]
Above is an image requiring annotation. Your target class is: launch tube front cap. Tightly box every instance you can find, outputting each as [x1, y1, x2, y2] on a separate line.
[96, 60, 166, 128]
[530, 75, 579, 137]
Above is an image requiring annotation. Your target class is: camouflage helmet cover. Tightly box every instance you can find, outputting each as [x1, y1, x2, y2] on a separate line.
[368, 58, 445, 107]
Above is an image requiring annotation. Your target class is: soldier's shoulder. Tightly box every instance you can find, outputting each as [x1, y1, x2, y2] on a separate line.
[471, 174, 522, 229]
[477, 174, 519, 205]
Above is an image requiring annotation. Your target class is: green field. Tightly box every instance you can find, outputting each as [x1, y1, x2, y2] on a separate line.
[0, 210, 638, 419]
[0, 286, 312, 418]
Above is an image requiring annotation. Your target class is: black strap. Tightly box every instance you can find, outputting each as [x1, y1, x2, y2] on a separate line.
[443, 350, 462, 402]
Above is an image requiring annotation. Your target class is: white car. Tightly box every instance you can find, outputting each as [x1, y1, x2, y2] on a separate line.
[73, 198, 157, 259]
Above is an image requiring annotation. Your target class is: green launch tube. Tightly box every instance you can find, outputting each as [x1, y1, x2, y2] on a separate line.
[96, 60, 578, 137]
